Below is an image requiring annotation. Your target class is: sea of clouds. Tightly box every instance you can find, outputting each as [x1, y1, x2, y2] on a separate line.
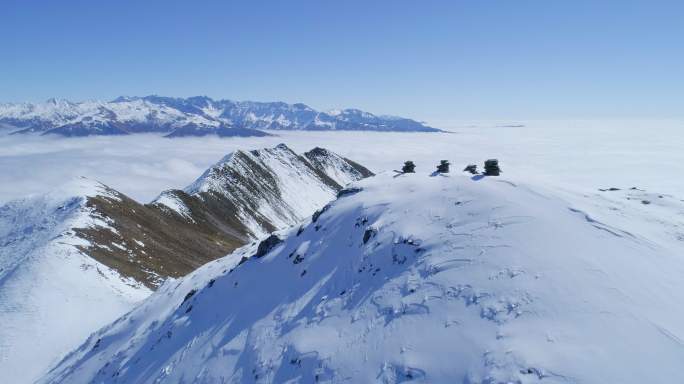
[1, 120, 682, 205]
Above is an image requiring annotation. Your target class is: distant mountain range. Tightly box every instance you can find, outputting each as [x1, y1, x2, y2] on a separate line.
[0, 96, 439, 137]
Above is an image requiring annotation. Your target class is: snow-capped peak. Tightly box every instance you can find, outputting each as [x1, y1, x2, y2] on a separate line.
[179, 143, 373, 238]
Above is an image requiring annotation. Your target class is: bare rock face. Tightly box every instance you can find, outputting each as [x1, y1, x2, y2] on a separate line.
[253, 234, 283, 258]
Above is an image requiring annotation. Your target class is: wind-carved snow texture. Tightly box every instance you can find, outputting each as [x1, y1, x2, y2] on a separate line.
[41, 173, 684, 383]
[0, 96, 438, 137]
[571, 186, 684, 252]
[0, 177, 150, 384]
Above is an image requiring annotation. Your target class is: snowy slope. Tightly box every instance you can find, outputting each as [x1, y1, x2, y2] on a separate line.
[0, 145, 373, 383]
[0, 96, 438, 137]
[0, 177, 150, 384]
[40, 173, 684, 383]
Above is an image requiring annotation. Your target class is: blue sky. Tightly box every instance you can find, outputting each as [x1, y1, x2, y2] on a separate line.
[1, 0, 682, 122]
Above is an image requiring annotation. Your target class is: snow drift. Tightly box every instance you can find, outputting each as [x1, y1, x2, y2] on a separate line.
[40, 173, 684, 383]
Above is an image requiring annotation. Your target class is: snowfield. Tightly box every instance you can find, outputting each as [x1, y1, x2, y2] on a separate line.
[40, 173, 684, 383]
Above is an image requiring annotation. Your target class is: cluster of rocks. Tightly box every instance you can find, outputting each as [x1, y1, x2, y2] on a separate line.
[402, 161, 416, 173]
[397, 159, 502, 176]
[483, 159, 501, 176]
[436, 160, 450, 173]
[463, 164, 478, 174]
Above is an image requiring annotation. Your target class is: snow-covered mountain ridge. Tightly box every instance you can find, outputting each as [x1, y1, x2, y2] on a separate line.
[0, 177, 151, 384]
[40, 173, 684, 383]
[30, 144, 372, 289]
[0, 96, 438, 137]
[0, 144, 372, 383]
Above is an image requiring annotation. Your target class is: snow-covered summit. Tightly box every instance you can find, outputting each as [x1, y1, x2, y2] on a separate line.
[40, 173, 684, 383]
[184, 143, 319, 195]
[0, 96, 439, 137]
[303, 146, 374, 186]
[175, 143, 373, 238]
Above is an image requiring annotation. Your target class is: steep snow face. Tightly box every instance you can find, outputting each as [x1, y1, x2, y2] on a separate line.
[179, 144, 363, 238]
[41, 174, 684, 383]
[0, 177, 150, 384]
[0, 96, 438, 137]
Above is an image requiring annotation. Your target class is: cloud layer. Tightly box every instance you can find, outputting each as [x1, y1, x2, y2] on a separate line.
[1, 120, 683, 205]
